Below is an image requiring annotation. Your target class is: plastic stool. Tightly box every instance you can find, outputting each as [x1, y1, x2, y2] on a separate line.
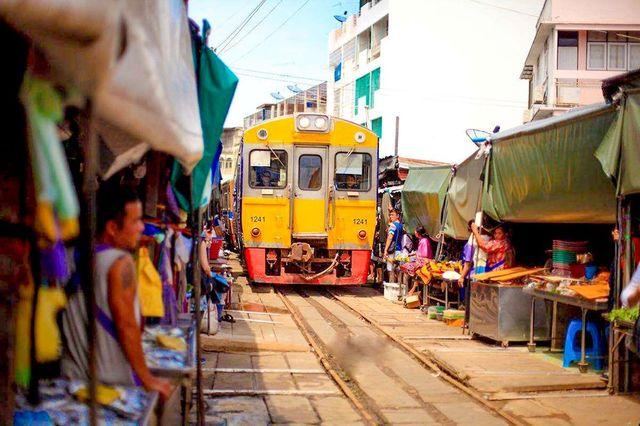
[562, 318, 605, 371]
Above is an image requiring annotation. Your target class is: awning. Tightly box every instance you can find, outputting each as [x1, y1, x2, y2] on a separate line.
[444, 151, 485, 239]
[595, 89, 640, 197]
[483, 103, 617, 224]
[401, 166, 452, 237]
[95, 0, 203, 178]
[0, 0, 121, 95]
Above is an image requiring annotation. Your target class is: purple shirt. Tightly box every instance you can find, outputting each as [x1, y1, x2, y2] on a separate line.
[462, 242, 475, 278]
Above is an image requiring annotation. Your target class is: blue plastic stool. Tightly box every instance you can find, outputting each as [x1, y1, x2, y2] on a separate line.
[563, 318, 605, 371]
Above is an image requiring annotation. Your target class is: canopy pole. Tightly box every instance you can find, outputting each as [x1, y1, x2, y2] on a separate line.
[79, 103, 99, 426]
[189, 178, 205, 426]
[471, 149, 490, 270]
[435, 168, 456, 261]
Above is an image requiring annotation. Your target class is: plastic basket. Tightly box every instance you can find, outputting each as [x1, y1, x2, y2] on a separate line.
[209, 238, 224, 260]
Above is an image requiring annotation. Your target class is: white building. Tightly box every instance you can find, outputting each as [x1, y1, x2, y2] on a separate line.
[327, 0, 544, 163]
[220, 127, 243, 183]
[243, 82, 327, 129]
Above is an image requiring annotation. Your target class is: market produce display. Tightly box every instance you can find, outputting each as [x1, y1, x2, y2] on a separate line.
[13, 379, 152, 425]
[416, 261, 461, 285]
[607, 306, 640, 323]
[143, 325, 191, 371]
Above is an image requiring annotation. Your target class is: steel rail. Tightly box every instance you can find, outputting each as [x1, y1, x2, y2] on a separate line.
[276, 290, 379, 425]
[325, 289, 526, 426]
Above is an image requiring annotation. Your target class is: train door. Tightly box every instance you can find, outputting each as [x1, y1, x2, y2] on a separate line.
[292, 146, 328, 237]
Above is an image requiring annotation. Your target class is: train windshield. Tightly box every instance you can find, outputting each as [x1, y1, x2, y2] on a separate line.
[334, 152, 372, 191]
[249, 149, 287, 188]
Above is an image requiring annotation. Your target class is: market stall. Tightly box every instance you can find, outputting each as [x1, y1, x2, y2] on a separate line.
[595, 69, 640, 391]
[467, 102, 618, 352]
[1, 0, 237, 423]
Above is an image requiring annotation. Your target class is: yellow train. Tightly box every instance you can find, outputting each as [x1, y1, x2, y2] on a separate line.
[237, 113, 378, 285]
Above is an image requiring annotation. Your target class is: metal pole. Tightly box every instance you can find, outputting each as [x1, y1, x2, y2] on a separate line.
[79, 103, 99, 426]
[394, 116, 399, 157]
[189, 177, 204, 426]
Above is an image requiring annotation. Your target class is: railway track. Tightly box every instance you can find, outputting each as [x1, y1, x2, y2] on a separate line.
[278, 287, 520, 425]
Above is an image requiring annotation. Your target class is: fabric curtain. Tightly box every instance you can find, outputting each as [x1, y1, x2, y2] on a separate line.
[401, 166, 452, 237]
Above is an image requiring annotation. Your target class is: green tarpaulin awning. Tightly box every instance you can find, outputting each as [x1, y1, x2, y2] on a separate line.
[171, 20, 238, 211]
[595, 90, 640, 197]
[401, 166, 452, 237]
[444, 151, 485, 239]
[482, 103, 617, 224]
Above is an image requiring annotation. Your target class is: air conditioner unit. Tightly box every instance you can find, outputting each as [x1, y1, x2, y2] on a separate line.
[532, 85, 545, 104]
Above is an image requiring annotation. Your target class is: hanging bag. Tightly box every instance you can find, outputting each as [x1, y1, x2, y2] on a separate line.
[137, 247, 165, 318]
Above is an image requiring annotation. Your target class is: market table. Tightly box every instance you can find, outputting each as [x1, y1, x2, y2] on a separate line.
[523, 287, 608, 373]
[470, 281, 550, 346]
[422, 276, 460, 310]
[607, 318, 635, 392]
[144, 322, 196, 425]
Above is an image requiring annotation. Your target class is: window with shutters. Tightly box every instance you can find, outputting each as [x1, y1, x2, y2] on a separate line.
[371, 117, 382, 138]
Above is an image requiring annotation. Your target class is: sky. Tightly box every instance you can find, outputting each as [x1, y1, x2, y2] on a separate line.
[188, 0, 360, 126]
[187, 0, 543, 163]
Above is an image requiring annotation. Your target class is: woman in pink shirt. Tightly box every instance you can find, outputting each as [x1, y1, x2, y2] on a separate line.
[403, 226, 433, 298]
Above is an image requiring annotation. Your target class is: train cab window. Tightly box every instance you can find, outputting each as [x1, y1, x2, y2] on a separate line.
[298, 155, 323, 190]
[334, 152, 372, 191]
[249, 150, 287, 188]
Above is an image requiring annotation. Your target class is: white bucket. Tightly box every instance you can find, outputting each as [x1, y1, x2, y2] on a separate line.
[383, 282, 400, 301]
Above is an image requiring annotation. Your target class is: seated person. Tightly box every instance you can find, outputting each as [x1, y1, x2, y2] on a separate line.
[337, 174, 360, 190]
[62, 186, 171, 399]
[255, 170, 274, 187]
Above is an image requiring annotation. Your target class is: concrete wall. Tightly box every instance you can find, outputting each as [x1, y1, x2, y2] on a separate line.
[328, 0, 543, 163]
[551, 0, 640, 25]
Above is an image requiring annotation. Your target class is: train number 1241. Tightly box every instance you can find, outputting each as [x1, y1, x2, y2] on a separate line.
[250, 216, 266, 223]
[353, 218, 368, 225]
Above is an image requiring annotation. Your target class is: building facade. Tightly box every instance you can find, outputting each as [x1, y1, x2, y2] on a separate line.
[327, 0, 543, 163]
[520, 0, 640, 121]
[220, 127, 243, 183]
[243, 82, 327, 129]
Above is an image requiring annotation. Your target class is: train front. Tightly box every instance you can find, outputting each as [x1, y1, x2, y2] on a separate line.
[240, 113, 378, 285]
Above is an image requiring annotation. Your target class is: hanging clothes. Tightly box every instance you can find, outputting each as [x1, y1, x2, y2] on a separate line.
[174, 233, 192, 313]
[157, 229, 179, 326]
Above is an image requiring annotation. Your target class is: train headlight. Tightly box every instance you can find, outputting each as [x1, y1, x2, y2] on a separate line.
[298, 116, 311, 129]
[358, 230, 367, 240]
[296, 113, 330, 132]
[251, 227, 261, 237]
[257, 128, 268, 140]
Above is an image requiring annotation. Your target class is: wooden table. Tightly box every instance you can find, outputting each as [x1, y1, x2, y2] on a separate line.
[523, 287, 608, 373]
[608, 318, 635, 392]
[423, 276, 460, 310]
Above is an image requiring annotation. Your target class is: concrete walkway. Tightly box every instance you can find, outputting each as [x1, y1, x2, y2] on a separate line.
[199, 278, 364, 425]
[330, 286, 640, 425]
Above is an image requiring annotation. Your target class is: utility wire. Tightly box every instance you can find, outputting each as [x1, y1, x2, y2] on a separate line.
[235, 71, 316, 85]
[220, 0, 285, 54]
[233, 67, 324, 82]
[215, 0, 268, 52]
[465, 0, 539, 18]
[211, 4, 246, 34]
[231, 0, 313, 64]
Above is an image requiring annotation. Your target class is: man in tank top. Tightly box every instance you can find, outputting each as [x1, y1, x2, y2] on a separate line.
[62, 186, 171, 400]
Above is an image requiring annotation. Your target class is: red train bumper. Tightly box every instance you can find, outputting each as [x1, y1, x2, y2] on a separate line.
[244, 248, 370, 285]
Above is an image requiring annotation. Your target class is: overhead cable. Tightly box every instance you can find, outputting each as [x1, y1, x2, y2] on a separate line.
[231, 0, 313, 64]
[215, 0, 268, 52]
[220, 0, 285, 54]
